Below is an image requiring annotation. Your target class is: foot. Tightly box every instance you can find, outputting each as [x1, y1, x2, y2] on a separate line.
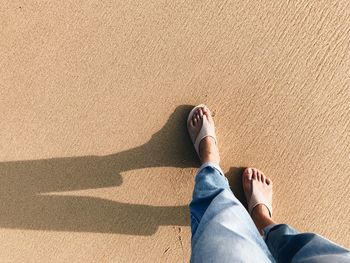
[188, 106, 220, 164]
[242, 168, 275, 233]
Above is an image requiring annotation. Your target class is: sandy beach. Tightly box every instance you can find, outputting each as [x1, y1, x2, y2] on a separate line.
[0, 0, 349, 262]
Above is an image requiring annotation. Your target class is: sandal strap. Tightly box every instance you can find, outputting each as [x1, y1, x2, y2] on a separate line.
[193, 114, 217, 156]
[248, 180, 273, 217]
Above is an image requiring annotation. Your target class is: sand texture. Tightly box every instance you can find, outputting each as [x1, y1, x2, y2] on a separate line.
[1, 0, 349, 262]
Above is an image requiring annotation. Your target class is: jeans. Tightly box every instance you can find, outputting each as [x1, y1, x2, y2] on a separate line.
[189, 163, 350, 263]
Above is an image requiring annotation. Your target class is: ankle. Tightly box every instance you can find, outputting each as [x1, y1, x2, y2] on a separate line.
[251, 205, 275, 233]
[201, 153, 220, 165]
[252, 205, 270, 219]
[199, 137, 220, 164]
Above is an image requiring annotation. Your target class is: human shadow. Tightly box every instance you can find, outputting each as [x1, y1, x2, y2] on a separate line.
[225, 166, 247, 208]
[0, 105, 199, 235]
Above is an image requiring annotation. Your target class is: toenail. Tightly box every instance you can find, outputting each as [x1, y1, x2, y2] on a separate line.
[246, 168, 252, 175]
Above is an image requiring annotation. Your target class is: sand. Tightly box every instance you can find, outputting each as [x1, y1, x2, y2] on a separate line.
[0, 0, 349, 262]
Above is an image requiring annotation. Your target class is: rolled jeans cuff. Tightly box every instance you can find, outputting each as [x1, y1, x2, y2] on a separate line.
[198, 162, 225, 177]
[262, 224, 278, 240]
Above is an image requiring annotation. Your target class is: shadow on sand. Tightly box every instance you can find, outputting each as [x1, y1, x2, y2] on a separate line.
[0, 105, 246, 235]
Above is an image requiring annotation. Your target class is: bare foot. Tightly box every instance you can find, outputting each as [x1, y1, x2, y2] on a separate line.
[242, 168, 275, 233]
[188, 106, 220, 164]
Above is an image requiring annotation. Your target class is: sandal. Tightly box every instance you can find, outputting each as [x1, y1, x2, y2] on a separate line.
[248, 179, 273, 217]
[187, 104, 217, 157]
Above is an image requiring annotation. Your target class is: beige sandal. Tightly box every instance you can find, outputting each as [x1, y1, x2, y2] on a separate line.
[187, 104, 217, 157]
[248, 179, 273, 217]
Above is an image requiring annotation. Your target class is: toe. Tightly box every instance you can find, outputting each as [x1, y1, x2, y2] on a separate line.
[266, 178, 272, 186]
[252, 169, 258, 180]
[199, 108, 204, 117]
[242, 168, 253, 201]
[204, 107, 211, 119]
[244, 168, 253, 180]
[206, 109, 211, 118]
[192, 113, 197, 122]
[201, 106, 215, 126]
[256, 170, 261, 181]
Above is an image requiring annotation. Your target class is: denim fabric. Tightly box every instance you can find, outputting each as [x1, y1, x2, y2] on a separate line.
[189, 163, 350, 263]
[263, 224, 350, 263]
[189, 163, 275, 263]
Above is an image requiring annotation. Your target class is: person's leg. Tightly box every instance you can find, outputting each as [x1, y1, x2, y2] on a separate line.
[263, 224, 350, 263]
[189, 161, 230, 236]
[243, 167, 350, 263]
[188, 106, 225, 235]
[188, 106, 274, 262]
[187, 106, 220, 165]
[242, 168, 276, 233]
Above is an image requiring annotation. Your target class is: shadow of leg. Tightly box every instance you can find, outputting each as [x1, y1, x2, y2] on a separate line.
[0, 105, 196, 234]
[225, 167, 247, 208]
[0, 194, 189, 235]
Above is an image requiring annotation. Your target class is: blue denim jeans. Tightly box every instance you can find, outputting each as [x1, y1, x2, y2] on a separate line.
[189, 163, 350, 263]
